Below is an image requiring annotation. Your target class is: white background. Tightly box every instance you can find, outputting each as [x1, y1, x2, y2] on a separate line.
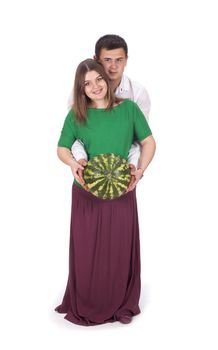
[0, 0, 218, 349]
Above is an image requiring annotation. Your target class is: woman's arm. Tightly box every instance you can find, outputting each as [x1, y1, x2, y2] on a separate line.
[57, 147, 85, 186]
[127, 135, 156, 192]
[138, 135, 156, 173]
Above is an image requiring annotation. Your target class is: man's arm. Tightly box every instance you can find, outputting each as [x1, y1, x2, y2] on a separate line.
[127, 142, 141, 167]
[71, 140, 88, 161]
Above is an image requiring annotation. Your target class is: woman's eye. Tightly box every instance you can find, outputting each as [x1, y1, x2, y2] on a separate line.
[97, 77, 103, 81]
[84, 82, 89, 86]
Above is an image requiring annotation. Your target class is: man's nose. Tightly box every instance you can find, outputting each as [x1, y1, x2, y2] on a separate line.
[109, 60, 117, 69]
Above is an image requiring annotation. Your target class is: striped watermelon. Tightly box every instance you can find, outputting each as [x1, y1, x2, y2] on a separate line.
[83, 153, 131, 200]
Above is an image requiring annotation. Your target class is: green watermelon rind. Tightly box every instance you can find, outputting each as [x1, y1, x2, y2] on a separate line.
[83, 153, 131, 200]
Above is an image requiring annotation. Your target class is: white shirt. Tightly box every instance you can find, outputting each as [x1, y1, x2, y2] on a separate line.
[70, 75, 151, 167]
[115, 75, 150, 120]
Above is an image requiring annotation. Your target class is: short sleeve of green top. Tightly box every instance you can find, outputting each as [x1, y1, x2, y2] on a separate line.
[58, 99, 152, 161]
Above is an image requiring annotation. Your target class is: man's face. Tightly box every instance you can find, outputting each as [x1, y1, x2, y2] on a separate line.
[98, 48, 127, 83]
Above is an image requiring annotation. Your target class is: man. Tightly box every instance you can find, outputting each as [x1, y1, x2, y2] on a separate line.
[69, 34, 151, 190]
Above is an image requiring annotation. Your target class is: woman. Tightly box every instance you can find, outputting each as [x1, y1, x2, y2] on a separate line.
[55, 59, 156, 326]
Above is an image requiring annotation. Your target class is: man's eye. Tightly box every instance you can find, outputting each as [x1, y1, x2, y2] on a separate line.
[104, 58, 111, 62]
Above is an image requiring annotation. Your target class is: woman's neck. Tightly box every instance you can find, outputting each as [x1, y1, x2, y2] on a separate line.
[90, 99, 108, 109]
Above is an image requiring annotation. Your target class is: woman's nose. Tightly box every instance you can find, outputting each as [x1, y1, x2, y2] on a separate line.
[92, 81, 100, 90]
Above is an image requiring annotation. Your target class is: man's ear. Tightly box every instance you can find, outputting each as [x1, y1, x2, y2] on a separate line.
[93, 55, 97, 61]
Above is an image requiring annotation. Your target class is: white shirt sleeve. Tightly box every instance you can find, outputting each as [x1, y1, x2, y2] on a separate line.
[135, 86, 151, 121]
[127, 142, 141, 167]
[71, 140, 88, 161]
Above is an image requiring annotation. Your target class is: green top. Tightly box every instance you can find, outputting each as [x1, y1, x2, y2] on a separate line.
[58, 99, 152, 159]
[58, 99, 152, 188]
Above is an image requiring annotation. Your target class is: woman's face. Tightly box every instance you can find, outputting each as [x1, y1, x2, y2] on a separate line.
[84, 70, 108, 102]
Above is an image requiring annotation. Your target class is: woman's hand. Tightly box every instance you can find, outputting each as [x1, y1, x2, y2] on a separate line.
[57, 147, 89, 189]
[77, 159, 89, 190]
[126, 164, 144, 192]
[70, 159, 86, 186]
[126, 135, 156, 193]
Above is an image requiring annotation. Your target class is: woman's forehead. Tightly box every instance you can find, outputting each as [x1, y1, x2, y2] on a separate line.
[84, 70, 101, 81]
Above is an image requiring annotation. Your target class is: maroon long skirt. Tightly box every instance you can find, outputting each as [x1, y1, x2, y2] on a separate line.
[55, 184, 141, 326]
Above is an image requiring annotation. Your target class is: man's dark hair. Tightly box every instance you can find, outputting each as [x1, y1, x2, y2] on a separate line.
[95, 34, 128, 59]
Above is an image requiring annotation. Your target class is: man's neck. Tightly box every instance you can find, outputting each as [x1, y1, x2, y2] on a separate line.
[110, 78, 122, 92]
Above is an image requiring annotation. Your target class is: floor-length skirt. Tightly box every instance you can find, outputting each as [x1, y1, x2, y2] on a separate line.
[55, 184, 141, 326]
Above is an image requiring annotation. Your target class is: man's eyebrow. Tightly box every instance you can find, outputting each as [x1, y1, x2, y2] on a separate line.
[103, 57, 124, 60]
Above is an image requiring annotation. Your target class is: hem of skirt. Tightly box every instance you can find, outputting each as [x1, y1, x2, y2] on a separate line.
[55, 305, 141, 326]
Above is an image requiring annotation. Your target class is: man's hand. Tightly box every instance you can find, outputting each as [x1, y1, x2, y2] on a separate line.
[126, 164, 144, 192]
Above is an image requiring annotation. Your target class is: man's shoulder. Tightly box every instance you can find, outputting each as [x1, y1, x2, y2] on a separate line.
[119, 75, 149, 101]
[118, 75, 150, 118]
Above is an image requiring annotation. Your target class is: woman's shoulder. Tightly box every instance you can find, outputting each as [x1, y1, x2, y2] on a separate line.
[65, 107, 76, 121]
[61, 108, 79, 129]
[119, 98, 140, 111]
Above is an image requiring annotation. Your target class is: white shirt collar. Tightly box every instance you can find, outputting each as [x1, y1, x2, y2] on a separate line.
[115, 75, 130, 95]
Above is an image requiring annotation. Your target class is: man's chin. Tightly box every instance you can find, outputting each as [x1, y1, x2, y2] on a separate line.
[109, 75, 120, 82]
